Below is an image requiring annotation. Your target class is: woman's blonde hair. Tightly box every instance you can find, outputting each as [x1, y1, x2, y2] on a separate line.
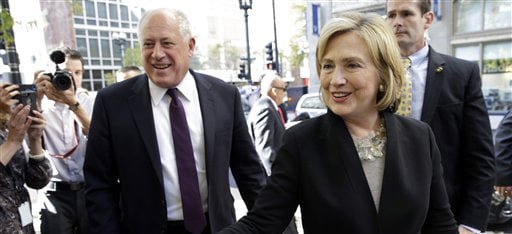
[316, 11, 404, 112]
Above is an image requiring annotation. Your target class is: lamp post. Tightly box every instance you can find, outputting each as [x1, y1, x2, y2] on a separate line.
[239, 0, 252, 81]
[0, 0, 22, 84]
[112, 32, 127, 67]
[271, 0, 280, 75]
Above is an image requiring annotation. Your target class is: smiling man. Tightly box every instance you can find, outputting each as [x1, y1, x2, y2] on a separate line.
[386, 1, 495, 233]
[84, 8, 266, 234]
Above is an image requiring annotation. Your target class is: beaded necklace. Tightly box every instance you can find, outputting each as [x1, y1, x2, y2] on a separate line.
[351, 120, 387, 161]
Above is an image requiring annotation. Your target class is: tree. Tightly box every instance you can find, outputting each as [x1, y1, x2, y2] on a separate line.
[123, 42, 142, 67]
[284, 3, 307, 82]
[205, 40, 241, 70]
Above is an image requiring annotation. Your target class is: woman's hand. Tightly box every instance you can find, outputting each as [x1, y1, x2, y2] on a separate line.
[6, 104, 32, 144]
[0, 83, 19, 114]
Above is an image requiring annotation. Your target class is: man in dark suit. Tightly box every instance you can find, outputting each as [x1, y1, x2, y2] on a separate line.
[84, 8, 266, 234]
[386, 1, 495, 233]
[248, 74, 287, 175]
[247, 74, 298, 234]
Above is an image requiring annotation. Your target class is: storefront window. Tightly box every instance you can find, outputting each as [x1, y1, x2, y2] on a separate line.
[454, 41, 512, 112]
[483, 41, 512, 74]
[454, 0, 482, 33]
[454, 44, 480, 63]
[484, 1, 512, 30]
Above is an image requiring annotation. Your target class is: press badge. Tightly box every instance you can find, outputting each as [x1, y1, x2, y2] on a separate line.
[18, 201, 33, 226]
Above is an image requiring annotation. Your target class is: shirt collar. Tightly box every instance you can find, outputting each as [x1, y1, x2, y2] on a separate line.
[148, 71, 195, 105]
[408, 43, 429, 67]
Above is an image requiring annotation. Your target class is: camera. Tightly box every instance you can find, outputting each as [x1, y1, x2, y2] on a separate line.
[46, 50, 73, 91]
[14, 84, 37, 116]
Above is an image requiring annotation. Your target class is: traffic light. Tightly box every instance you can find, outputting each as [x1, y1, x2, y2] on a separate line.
[265, 42, 273, 62]
[238, 63, 246, 79]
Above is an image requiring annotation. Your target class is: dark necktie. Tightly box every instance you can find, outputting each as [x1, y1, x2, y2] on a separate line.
[167, 88, 206, 234]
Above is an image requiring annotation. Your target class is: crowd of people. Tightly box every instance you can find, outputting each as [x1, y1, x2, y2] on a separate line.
[0, 0, 507, 233]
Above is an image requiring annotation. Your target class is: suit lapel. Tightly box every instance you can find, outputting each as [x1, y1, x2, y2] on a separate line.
[378, 112, 402, 229]
[192, 71, 215, 172]
[128, 75, 163, 186]
[421, 47, 446, 123]
[322, 111, 378, 218]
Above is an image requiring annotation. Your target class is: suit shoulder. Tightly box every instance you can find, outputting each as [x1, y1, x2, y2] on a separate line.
[286, 116, 324, 137]
[434, 51, 477, 69]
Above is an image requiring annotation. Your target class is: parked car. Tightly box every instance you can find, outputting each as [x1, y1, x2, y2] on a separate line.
[295, 92, 327, 119]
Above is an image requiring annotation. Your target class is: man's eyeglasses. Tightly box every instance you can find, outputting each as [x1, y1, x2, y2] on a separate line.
[273, 87, 287, 92]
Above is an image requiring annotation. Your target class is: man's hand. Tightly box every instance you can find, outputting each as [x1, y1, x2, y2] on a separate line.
[35, 72, 77, 106]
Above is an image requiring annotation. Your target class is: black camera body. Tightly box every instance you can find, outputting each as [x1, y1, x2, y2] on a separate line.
[47, 50, 73, 91]
[15, 84, 37, 116]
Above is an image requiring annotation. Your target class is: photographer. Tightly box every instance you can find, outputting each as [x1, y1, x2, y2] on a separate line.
[34, 48, 94, 234]
[0, 83, 52, 233]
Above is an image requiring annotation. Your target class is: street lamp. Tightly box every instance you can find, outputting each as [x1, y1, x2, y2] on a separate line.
[112, 32, 127, 67]
[239, 0, 252, 81]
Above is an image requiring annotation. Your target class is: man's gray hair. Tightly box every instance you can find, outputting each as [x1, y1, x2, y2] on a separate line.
[138, 8, 192, 41]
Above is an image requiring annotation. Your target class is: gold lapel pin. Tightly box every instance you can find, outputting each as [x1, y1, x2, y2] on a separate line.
[435, 67, 443, 73]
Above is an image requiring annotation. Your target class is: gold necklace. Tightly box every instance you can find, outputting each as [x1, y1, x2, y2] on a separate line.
[351, 120, 386, 161]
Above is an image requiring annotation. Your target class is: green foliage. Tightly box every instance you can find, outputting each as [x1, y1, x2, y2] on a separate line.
[285, 3, 307, 78]
[0, 10, 14, 46]
[71, 0, 84, 16]
[205, 41, 241, 70]
[123, 42, 142, 67]
[104, 71, 116, 86]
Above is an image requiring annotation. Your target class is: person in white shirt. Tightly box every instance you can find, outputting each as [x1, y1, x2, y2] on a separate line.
[35, 48, 95, 234]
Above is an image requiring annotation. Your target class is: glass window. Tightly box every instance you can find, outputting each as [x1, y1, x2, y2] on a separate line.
[74, 18, 85, 25]
[110, 21, 119, 28]
[122, 23, 130, 28]
[120, 5, 129, 21]
[113, 43, 121, 58]
[92, 70, 102, 79]
[99, 21, 108, 26]
[131, 11, 139, 22]
[75, 29, 86, 36]
[454, 0, 482, 33]
[103, 60, 112, 65]
[484, 1, 512, 30]
[82, 79, 91, 91]
[91, 60, 100, 65]
[483, 41, 512, 74]
[83, 70, 90, 80]
[100, 31, 109, 37]
[88, 30, 98, 36]
[85, 0, 95, 17]
[87, 19, 96, 26]
[454, 44, 480, 63]
[89, 38, 99, 58]
[76, 38, 88, 57]
[97, 2, 107, 19]
[93, 80, 103, 91]
[109, 3, 118, 20]
[101, 39, 111, 57]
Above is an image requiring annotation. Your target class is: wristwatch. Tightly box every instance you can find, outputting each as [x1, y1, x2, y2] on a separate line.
[68, 102, 80, 111]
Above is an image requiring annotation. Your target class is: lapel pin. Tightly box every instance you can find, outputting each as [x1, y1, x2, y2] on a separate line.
[435, 67, 443, 73]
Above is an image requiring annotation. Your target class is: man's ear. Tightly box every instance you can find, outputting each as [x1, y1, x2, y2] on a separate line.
[423, 11, 434, 30]
[188, 37, 196, 56]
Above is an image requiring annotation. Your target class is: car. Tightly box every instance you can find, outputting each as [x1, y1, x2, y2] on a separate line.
[294, 92, 327, 119]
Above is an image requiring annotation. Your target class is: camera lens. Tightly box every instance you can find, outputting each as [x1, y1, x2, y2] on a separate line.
[52, 71, 72, 90]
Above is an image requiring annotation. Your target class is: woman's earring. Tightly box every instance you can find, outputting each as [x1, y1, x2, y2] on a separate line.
[379, 84, 384, 92]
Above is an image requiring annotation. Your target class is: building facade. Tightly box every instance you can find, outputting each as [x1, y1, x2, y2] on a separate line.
[40, 0, 143, 91]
